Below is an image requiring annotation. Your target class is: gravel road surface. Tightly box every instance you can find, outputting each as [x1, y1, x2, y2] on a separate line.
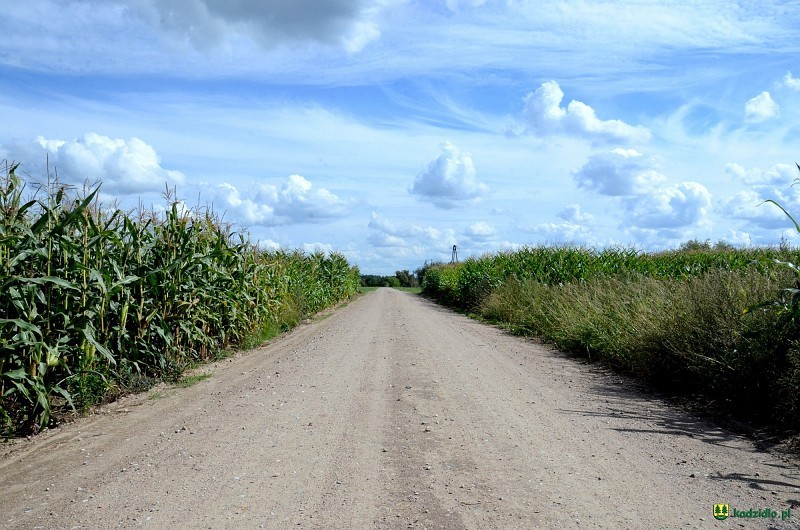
[1, 288, 798, 529]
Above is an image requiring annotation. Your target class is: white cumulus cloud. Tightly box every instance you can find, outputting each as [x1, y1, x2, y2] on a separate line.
[557, 204, 594, 224]
[367, 232, 408, 248]
[464, 221, 495, 241]
[726, 162, 797, 190]
[213, 174, 353, 226]
[573, 150, 666, 196]
[623, 181, 712, 230]
[9, 133, 185, 195]
[574, 148, 712, 239]
[214, 182, 276, 225]
[744, 91, 779, 123]
[721, 162, 800, 231]
[520, 221, 592, 244]
[720, 190, 789, 230]
[410, 141, 490, 208]
[780, 71, 800, 91]
[367, 211, 455, 250]
[302, 242, 336, 255]
[523, 81, 650, 144]
[257, 239, 282, 251]
[520, 204, 596, 244]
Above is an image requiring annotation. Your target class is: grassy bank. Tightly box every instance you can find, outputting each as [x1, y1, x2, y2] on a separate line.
[422, 245, 800, 430]
[0, 162, 360, 434]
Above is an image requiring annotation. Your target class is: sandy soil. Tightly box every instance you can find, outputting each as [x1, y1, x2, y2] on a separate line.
[1, 287, 799, 529]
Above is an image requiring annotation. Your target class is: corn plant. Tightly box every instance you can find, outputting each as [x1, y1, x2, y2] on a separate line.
[752, 165, 800, 322]
[1, 160, 360, 434]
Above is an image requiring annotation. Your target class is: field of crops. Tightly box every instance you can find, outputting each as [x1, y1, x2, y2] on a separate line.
[422, 244, 800, 429]
[0, 163, 360, 434]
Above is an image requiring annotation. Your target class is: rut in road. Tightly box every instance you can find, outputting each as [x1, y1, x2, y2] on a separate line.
[1, 287, 799, 529]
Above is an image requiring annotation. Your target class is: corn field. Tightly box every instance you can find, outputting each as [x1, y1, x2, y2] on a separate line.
[422, 244, 796, 310]
[0, 162, 360, 433]
[422, 244, 800, 428]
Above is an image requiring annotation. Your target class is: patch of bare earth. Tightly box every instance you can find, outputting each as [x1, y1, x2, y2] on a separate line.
[1, 288, 798, 528]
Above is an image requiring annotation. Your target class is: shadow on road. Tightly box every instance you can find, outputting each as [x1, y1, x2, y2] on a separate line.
[553, 369, 800, 500]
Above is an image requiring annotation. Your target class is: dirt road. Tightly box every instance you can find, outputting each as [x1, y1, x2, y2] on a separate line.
[1, 288, 798, 529]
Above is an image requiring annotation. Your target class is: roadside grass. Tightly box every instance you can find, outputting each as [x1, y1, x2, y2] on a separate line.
[359, 285, 421, 294]
[424, 245, 800, 431]
[175, 372, 212, 388]
[238, 322, 282, 351]
[148, 389, 168, 400]
[393, 286, 422, 294]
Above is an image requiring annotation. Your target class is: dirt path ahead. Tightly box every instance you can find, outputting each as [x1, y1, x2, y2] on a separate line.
[1, 288, 799, 529]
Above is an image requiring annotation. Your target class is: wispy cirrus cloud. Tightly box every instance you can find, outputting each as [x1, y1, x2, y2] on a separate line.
[6, 2, 797, 84]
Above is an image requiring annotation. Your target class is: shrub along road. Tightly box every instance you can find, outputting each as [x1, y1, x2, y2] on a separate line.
[1, 288, 798, 528]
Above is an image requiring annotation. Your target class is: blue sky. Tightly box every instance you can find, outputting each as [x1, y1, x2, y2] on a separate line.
[3, 1, 800, 274]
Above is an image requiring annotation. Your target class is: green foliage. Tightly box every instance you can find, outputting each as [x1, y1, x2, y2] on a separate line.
[414, 261, 440, 287]
[360, 271, 417, 288]
[423, 242, 800, 427]
[752, 169, 800, 323]
[0, 161, 360, 434]
[175, 372, 212, 388]
[394, 270, 417, 287]
[393, 286, 422, 294]
[360, 274, 388, 287]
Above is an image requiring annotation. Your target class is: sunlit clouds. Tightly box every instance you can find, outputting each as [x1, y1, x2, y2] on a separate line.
[523, 81, 651, 144]
[744, 92, 779, 123]
[409, 142, 490, 208]
[12, 133, 185, 194]
[3, 1, 800, 272]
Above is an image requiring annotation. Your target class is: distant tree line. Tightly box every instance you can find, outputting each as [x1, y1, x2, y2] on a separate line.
[360, 263, 443, 288]
[361, 269, 419, 288]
